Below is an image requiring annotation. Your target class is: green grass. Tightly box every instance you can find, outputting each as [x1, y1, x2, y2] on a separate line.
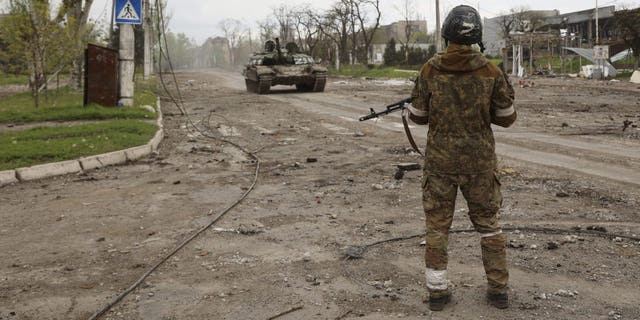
[0, 120, 157, 170]
[0, 72, 29, 86]
[329, 65, 419, 78]
[134, 77, 159, 108]
[0, 83, 157, 124]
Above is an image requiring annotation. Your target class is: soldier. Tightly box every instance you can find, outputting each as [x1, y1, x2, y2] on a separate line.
[408, 5, 517, 311]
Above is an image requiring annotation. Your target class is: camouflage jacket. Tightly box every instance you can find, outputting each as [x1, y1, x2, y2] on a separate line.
[411, 44, 516, 174]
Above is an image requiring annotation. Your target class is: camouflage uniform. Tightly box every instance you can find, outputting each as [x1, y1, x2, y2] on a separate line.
[409, 43, 517, 297]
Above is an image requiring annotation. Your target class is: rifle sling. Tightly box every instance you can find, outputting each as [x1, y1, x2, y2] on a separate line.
[401, 108, 424, 157]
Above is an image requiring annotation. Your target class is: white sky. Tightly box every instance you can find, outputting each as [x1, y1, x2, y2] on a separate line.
[84, 0, 640, 45]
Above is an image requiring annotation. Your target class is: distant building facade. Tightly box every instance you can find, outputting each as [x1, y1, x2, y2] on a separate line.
[483, 6, 618, 57]
[369, 20, 431, 64]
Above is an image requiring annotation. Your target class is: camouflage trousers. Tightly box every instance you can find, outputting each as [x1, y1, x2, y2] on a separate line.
[422, 171, 509, 296]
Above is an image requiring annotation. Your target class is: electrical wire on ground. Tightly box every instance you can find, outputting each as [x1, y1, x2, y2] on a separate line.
[88, 2, 261, 319]
[344, 226, 640, 260]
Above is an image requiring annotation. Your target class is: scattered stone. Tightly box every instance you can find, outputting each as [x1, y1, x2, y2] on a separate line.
[190, 146, 220, 154]
[397, 163, 421, 171]
[609, 310, 623, 320]
[546, 241, 560, 250]
[394, 169, 405, 180]
[587, 226, 608, 233]
[508, 240, 525, 249]
[302, 252, 312, 262]
[140, 105, 156, 114]
[372, 184, 384, 190]
[613, 237, 624, 243]
[534, 293, 548, 300]
[555, 289, 578, 298]
[530, 244, 538, 250]
[237, 221, 265, 235]
[561, 235, 578, 244]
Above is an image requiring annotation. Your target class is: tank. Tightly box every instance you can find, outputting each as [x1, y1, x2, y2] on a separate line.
[242, 38, 327, 94]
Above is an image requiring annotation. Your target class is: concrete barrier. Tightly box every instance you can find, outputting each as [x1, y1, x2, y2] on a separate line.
[96, 150, 128, 167]
[0, 170, 18, 187]
[631, 70, 640, 84]
[125, 144, 152, 161]
[150, 130, 164, 151]
[16, 160, 82, 181]
[78, 155, 104, 171]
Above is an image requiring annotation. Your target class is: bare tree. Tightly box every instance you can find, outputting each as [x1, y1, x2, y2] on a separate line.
[272, 4, 294, 42]
[497, 12, 516, 71]
[218, 18, 246, 66]
[352, 0, 381, 65]
[55, 0, 95, 88]
[614, 7, 640, 70]
[291, 7, 322, 55]
[316, 1, 351, 66]
[257, 18, 277, 44]
[395, 0, 417, 64]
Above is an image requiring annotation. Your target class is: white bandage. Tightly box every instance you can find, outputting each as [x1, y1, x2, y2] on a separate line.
[408, 105, 428, 117]
[425, 268, 448, 291]
[480, 230, 503, 238]
[495, 106, 515, 117]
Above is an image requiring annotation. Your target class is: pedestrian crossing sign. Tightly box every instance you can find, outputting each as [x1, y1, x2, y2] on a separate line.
[115, 0, 142, 24]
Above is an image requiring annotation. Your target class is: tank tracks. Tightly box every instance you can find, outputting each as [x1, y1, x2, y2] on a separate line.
[245, 76, 272, 94]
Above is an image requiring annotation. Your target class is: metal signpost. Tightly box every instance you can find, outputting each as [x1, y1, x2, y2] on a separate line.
[593, 45, 609, 80]
[115, 0, 143, 25]
[115, 0, 142, 106]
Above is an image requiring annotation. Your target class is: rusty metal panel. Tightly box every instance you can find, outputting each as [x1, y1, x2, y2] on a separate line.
[84, 44, 118, 107]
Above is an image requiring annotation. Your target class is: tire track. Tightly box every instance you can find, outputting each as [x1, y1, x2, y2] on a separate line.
[214, 70, 640, 187]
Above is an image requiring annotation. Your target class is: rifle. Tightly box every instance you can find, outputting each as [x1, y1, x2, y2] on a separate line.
[358, 97, 425, 157]
[359, 97, 413, 121]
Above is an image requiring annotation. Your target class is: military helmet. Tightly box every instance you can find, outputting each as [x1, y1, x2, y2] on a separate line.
[264, 40, 276, 53]
[441, 5, 483, 45]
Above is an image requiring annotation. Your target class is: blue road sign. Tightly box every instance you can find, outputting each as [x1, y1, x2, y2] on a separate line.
[115, 0, 142, 24]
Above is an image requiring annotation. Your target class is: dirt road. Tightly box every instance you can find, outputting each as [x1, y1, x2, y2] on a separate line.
[1, 70, 639, 320]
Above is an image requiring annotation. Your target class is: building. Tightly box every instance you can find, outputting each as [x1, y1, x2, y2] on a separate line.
[483, 6, 618, 57]
[544, 6, 616, 47]
[369, 20, 431, 64]
[483, 10, 559, 57]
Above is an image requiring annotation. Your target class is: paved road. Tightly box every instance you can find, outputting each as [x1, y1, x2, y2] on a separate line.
[217, 70, 640, 187]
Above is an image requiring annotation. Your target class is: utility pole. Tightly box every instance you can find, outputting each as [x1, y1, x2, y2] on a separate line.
[435, 0, 441, 51]
[119, 24, 135, 106]
[595, 0, 599, 45]
[143, 0, 153, 79]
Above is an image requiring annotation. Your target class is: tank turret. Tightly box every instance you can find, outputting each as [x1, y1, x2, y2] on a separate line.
[242, 39, 327, 94]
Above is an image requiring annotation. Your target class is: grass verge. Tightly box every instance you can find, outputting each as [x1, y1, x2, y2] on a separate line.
[0, 79, 158, 124]
[329, 65, 419, 78]
[0, 120, 157, 171]
[0, 72, 29, 86]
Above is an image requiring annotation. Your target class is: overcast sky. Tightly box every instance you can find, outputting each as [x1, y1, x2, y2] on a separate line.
[87, 0, 640, 45]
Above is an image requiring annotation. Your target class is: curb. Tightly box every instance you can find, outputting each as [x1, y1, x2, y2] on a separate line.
[0, 98, 164, 187]
[0, 170, 18, 186]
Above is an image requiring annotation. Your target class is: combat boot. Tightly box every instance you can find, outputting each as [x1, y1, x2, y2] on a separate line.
[487, 292, 509, 309]
[427, 291, 451, 311]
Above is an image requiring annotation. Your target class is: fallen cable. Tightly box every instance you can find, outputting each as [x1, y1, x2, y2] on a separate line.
[88, 153, 259, 320]
[88, 4, 261, 319]
[267, 305, 304, 320]
[344, 226, 640, 259]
